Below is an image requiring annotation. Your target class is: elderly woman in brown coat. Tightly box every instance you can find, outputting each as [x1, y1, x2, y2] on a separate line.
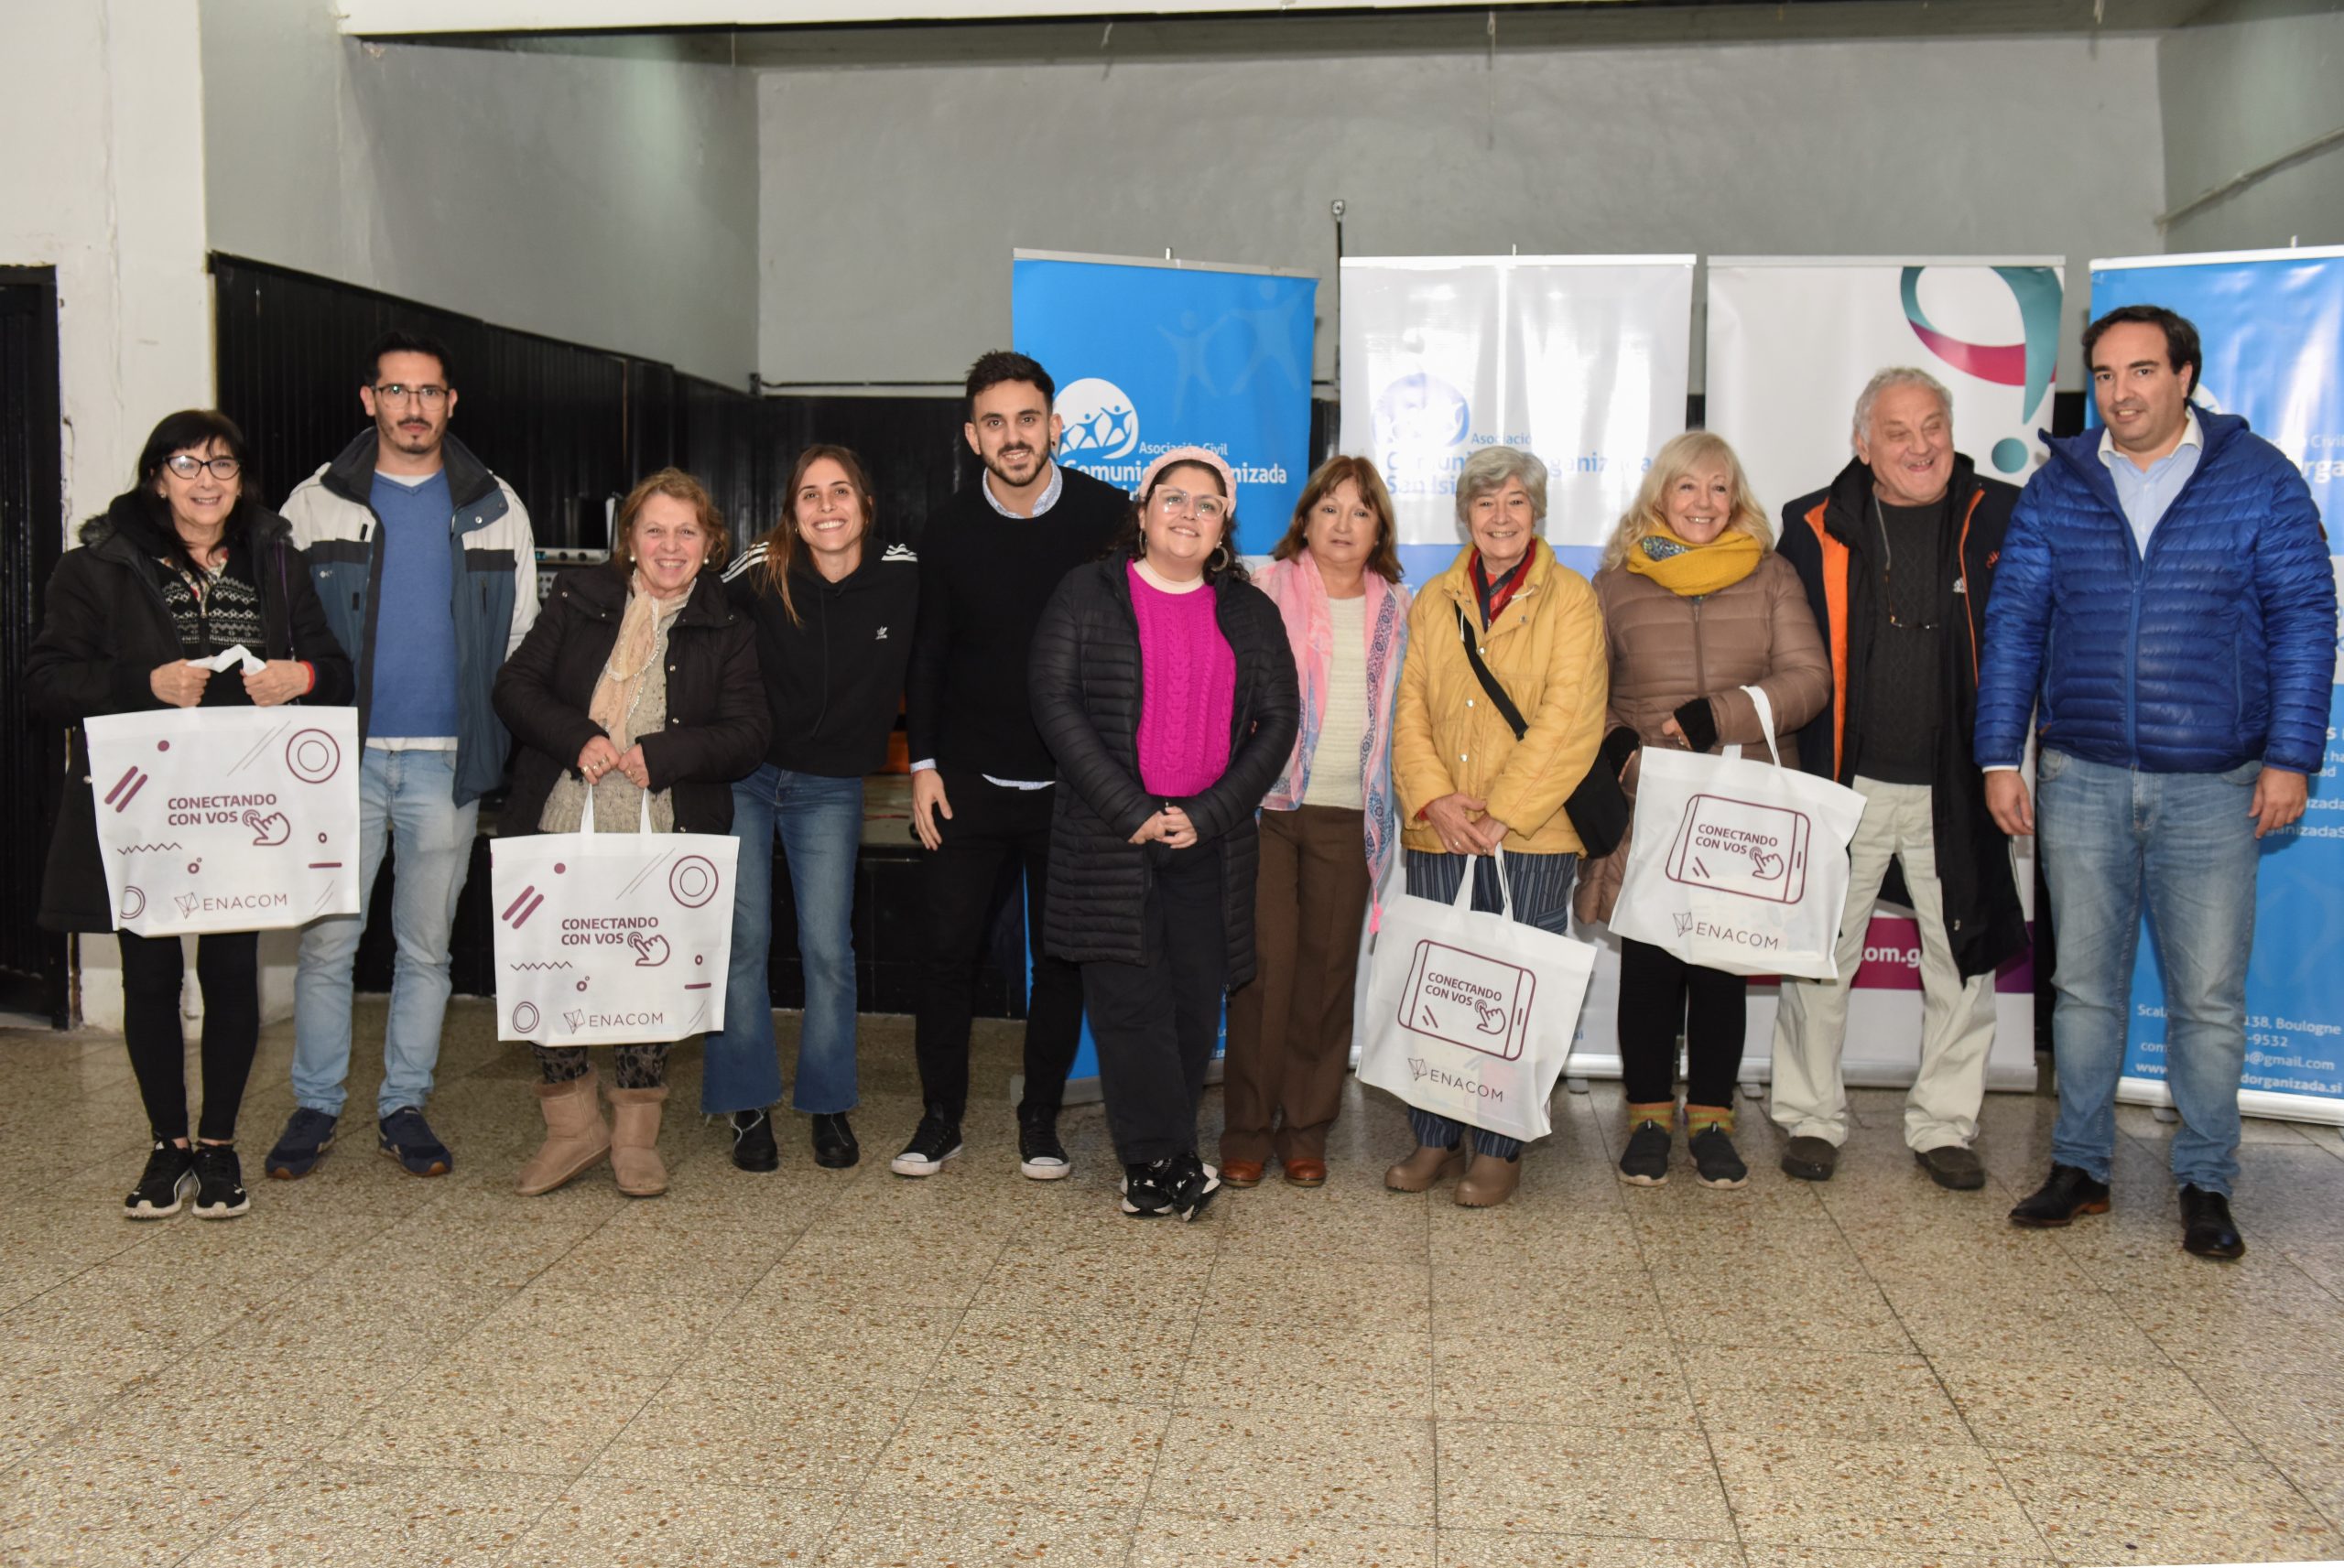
[1575, 431, 1831, 1191]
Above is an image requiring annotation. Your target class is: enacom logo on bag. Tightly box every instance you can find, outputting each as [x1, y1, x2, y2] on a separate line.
[1665, 794, 1811, 904]
[1397, 941, 1535, 1062]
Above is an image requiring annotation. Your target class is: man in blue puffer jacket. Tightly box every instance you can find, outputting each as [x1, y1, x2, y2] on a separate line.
[1976, 305, 2336, 1261]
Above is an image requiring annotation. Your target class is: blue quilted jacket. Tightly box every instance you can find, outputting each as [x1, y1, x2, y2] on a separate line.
[1975, 411, 2335, 775]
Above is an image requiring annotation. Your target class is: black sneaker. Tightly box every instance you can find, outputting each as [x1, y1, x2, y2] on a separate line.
[890, 1113, 962, 1178]
[377, 1107, 452, 1177]
[1617, 1119, 1671, 1186]
[1687, 1126, 1749, 1190]
[125, 1141, 195, 1220]
[1167, 1153, 1222, 1222]
[1016, 1106, 1070, 1182]
[730, 1108, 779, 1173]
[1120, 1159, 1178, 1217]
[810, 1112, 859, 1170]
[264, 1107, 338, 1179]
[190, 1144, 251, 1219]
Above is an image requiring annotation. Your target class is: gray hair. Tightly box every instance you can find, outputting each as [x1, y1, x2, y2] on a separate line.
[1453, 446, 1549, 528]
[1850, 367, 1953, 449]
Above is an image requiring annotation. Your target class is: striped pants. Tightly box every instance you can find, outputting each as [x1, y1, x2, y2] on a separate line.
[1401, 849, 1578, 1159]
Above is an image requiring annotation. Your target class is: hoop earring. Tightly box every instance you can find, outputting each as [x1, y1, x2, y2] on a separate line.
[1208, 541, 1233, 576]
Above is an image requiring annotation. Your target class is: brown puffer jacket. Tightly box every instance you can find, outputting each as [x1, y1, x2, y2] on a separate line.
[1573, 549, 1832, 925]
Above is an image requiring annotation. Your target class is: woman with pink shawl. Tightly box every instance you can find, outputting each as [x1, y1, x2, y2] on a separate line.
[1219, 458, 1411, 1189]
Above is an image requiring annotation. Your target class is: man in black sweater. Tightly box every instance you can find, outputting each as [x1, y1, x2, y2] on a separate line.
[894, 351, 1131, 1179]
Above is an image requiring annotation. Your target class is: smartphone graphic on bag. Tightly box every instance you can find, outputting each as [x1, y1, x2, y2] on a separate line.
[1665, 795, 1810, 904]
[1398, 940, 1535, 1061]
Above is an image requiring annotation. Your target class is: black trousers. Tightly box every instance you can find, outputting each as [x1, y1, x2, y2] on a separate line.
[1083, 848, 1228, 1166]
[913, 769, 1085, 1123]
[117, 930, 260, 1144]
[1617, 936, 1748, 1108]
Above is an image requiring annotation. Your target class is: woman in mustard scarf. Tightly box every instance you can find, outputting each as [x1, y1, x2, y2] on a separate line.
[1573, 432, 1831, 1189]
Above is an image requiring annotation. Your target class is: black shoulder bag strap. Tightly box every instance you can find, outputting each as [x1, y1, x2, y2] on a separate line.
[1452, 601, 1629, 859]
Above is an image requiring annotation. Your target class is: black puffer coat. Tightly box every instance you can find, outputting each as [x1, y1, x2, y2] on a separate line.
[493, 566, 769, 838]
[1030, 558, 1300, 980]
[27, 492, 355, 934]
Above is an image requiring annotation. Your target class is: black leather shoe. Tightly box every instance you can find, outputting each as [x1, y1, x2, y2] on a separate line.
[810, 1112, 860, 1170]
[729, 1108, 779, 1173]
[2009, 1162, 2111, 1227]
[1780, 1136, 1838, 1183]
[1914, 1144, 1987, 1190]
[2179, 1184, 2245, 1260]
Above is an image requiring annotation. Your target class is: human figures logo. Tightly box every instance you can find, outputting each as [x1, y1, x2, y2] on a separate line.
[1055, 377, 1141, 460]
[1899, 265, 2063, 474]
[1373, 373, 1471, 451]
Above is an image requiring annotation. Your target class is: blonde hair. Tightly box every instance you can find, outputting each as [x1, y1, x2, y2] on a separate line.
[1602, 431, 1772, 570]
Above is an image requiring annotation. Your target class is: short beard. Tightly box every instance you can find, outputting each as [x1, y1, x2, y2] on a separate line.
[982, 447, 1045, 490]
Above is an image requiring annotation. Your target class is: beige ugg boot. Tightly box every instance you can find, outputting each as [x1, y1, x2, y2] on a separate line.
[517, 1071, 611, 1195]
[1455, 1150, 1523, 1207]
[606, 1085, 669, 1197]
[1384, 1141, 1469, 1193]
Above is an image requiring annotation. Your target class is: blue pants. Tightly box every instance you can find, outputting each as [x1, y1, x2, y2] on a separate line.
[2038, 750, 2261, 1195]
[1401, 849, 1578, 1159]
[700, 764, 865, 1117]
[292, 748, 476, 1119]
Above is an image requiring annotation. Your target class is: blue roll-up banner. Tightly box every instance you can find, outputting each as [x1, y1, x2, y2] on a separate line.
[2092, 246, 2344, 1127]
[1012, 251, 1318, 557]
[1011, 251, 1320, 1097]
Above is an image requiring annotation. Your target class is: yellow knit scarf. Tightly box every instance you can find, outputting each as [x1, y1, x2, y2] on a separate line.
[1622, 524, 1763, 597]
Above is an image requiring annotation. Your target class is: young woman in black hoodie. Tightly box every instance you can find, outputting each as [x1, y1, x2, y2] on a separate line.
[702, 446, 917, 1172]
[27, 410, 353, 1221]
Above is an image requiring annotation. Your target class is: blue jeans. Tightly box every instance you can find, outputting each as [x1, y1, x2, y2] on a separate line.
[292, 748, 478, 1119]
[2038, 749, 2261, 1195]
[700, 764, 864, 1117]
[1402, 849, 1578, 1159]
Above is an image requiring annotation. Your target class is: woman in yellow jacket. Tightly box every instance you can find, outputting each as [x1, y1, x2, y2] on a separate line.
[1385, 447, 1609, 1207]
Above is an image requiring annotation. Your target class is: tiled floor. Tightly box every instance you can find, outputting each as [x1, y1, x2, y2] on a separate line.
[4, 1000, 2343, 1567]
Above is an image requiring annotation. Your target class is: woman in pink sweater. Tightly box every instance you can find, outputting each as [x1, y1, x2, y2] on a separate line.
[1029, 448, 1299, 1220]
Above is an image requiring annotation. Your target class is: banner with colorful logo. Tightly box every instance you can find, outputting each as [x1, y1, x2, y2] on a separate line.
[1012, 251, 1318, 557]
[1339, 255, 1694, 583]
[1705, 258, 2066, 535]
[2095, 246, 2344, 1127]
[84, 704, 364, 937]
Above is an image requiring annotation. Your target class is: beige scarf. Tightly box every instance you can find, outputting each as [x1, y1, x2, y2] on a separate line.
[589, 571, 690, 744]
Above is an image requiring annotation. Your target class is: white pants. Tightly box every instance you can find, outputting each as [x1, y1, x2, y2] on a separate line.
[1768, 776, 1999, 1152]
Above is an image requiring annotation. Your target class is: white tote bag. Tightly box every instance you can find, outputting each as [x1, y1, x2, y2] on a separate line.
[1358, 848, 1599, 1143]
[490, 789, 739, 1046]
[1607, 686, 1867, 979]
[84, 697, 363, 935]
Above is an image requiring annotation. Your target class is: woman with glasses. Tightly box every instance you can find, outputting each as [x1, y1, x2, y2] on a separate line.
[27, 410, 353, 1221]
[1386, 446, 1607, 1209]
[1029, 448, 1298, 1220]
[1575, 431, 1829, 1189]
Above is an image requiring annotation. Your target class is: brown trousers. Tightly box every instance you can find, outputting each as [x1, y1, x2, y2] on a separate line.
[1221, 805, 1373, 1165]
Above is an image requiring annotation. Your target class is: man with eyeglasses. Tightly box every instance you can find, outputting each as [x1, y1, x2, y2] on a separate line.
[892, 351, 1129, 1181]
[265, 329, 538, 1181]
[1769, 367, 2028, 1190]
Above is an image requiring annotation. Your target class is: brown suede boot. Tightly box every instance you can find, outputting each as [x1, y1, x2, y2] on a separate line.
[517, 1071, 610, 1196]
[1384, 1142, 1468, 1193]
[607, 1085, 669, 1197]
[1455, 1151, 1523, 1207]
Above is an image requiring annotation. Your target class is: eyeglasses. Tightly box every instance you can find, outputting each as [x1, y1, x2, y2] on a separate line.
[1153, 488, 1228, 523]
[165, 454, 242, 481]
[373, 383, 450, 406]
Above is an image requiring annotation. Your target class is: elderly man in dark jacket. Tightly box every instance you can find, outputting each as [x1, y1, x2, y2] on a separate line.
[1977, 305, 2337, 1260]
[1773, 368, 2027, 1192]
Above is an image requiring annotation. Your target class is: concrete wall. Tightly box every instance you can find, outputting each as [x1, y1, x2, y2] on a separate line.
[756, 31, 2165, 392]
[200, 0, 761, 384]
[2159, 0, 2344, 255]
